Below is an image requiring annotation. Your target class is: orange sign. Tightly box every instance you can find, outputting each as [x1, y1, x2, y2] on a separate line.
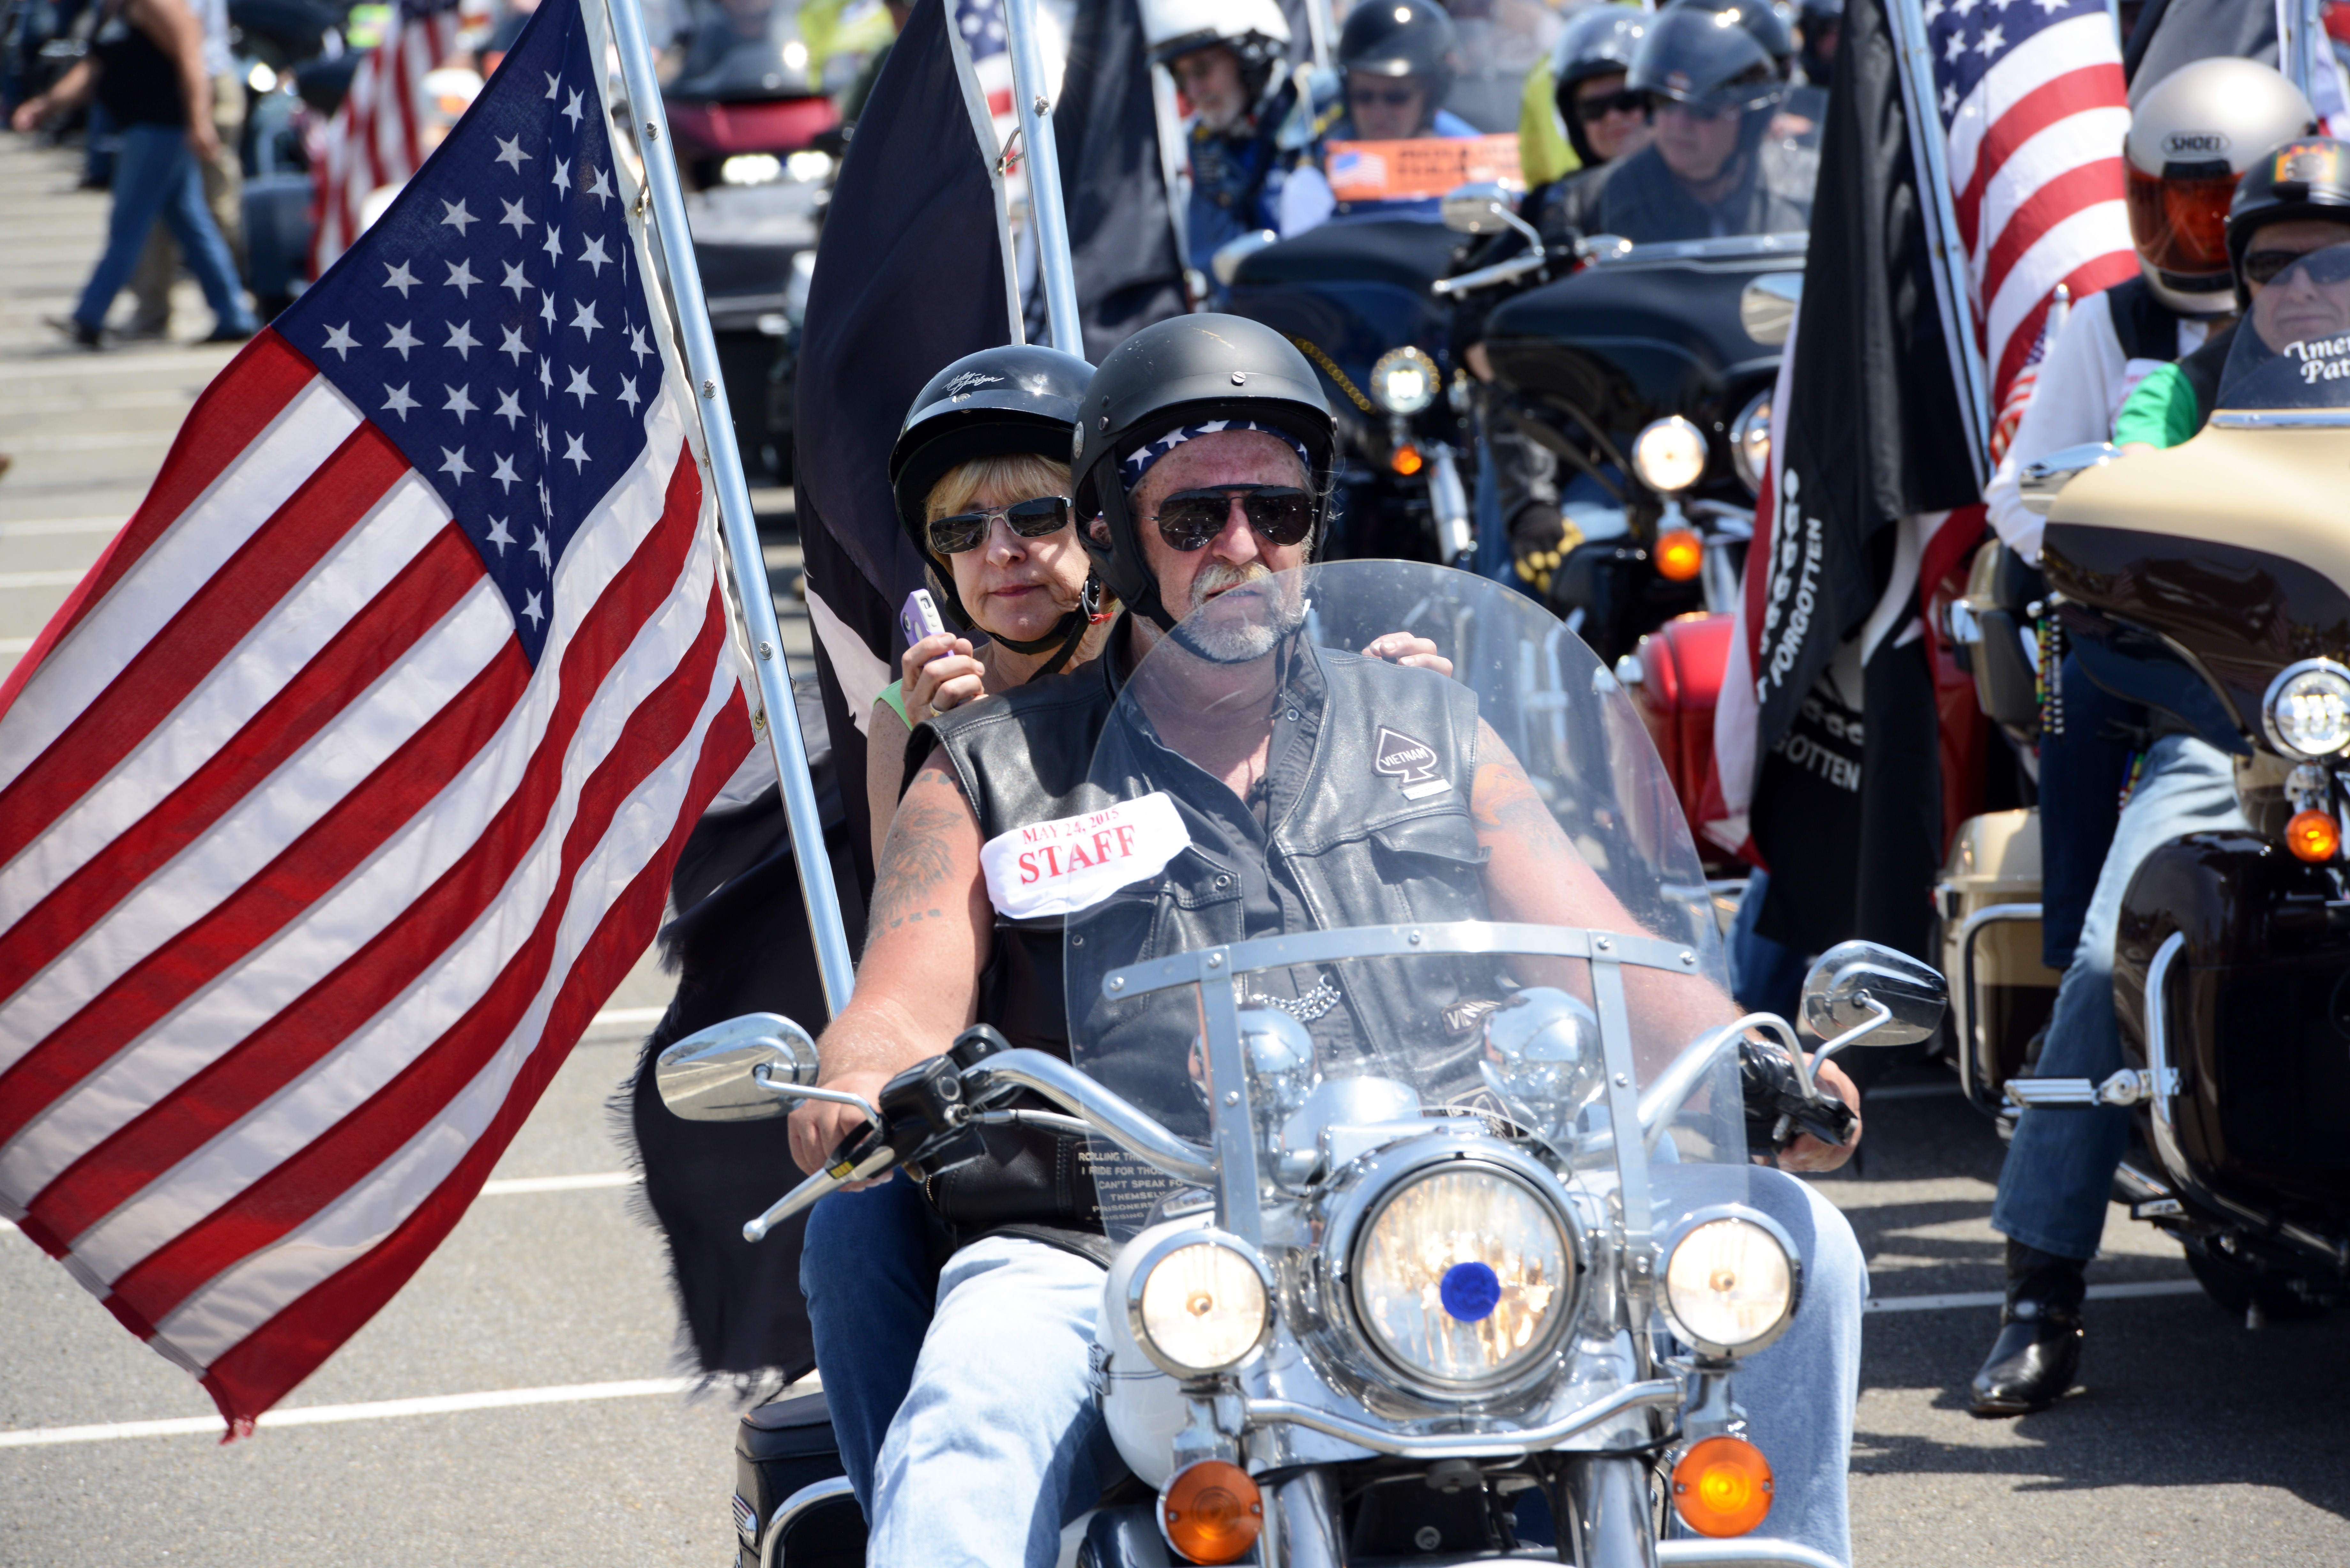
[1323, 134, 1523, 203]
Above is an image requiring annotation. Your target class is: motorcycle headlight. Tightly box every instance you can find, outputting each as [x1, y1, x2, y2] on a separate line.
[1660, 1209, 1800, 1359]
[1129, 1233, 1273, 1378]
[1371, 346, 1440, 416]
[2263, 659, 2350, 760]
[1632, 416, 1709, 495]
[1729, 391, 1771, 496]
[1349, 1165, 1573, 1391]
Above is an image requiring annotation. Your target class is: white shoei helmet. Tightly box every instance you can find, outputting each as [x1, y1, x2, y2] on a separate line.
[2125, 58, 2317, 315]
[1140, 0, 1291, 81]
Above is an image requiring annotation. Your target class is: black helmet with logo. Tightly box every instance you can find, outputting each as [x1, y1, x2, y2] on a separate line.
[1550, 5, 1648, 167]
[1338, 0, 1460, 121]
[889, 343, 1094, 638]
[1070, 314, 1335, 630]
[2225, 136, 2350, 306]
[1627, 0, 1792, 120]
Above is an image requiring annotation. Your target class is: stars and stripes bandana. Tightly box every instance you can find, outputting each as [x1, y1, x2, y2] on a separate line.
[1119, 420, 1315, 490]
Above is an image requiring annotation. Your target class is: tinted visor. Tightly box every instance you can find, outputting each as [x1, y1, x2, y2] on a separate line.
[2126, 165, 2236, 282]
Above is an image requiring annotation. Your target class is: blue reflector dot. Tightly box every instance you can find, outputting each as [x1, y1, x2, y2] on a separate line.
[1439, 1260, 1501, 1322]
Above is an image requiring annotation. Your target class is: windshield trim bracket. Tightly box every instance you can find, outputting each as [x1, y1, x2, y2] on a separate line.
[1590, 952, 1658, 1354]
[1196, 947, 1265, 1246]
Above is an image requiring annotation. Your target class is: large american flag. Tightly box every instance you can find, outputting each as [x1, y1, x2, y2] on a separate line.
[0, 0, 752, 1432]
[1926, 0, 2136, 449]
[309, 0, 464, 278]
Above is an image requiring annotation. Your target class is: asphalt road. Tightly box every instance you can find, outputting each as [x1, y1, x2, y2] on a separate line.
[5, 132, 2348, 1567]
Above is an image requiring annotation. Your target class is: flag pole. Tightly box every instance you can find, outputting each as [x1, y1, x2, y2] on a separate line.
[603, 0, 858, 1016]
[1002, 0, 1084, 353]
[1885, 0, 1992, 486]
[2280, 0, 2318, 107]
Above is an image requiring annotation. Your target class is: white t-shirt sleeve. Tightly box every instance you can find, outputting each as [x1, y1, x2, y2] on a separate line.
[1983, 289, 2126, 563]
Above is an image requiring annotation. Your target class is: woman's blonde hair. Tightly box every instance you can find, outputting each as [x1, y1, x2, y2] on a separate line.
[923, 453, 1073, 524]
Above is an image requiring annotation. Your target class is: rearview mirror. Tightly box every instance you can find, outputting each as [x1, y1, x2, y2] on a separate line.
[1441, 181, 1518, 235]
[1739, 272, 1802, 346]
[1800, 941, 1946, 1051]
[655, 1011, 819, 1122]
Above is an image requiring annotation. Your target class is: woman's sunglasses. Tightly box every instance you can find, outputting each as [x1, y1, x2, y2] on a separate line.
[927, 496, 1071, 556]
[1145, 486, 1315, 553]
[2245, 246, 2350, 287]
[1573, 87, 1645, 122]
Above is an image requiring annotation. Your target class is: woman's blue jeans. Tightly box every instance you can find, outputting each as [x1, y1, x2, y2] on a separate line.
[74, 122, 253, 335]
[799, 1175, 942, 1517]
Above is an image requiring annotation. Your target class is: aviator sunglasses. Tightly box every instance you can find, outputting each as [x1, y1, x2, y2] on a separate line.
[927, 495, 1072, 556]
[1145, 485, 1315, 552]
[2244, 246, 2350, 288]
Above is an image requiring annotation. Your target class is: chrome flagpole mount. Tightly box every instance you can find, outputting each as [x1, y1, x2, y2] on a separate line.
[601, 0, 857, 1015]
[1001, 0, 1084, 354]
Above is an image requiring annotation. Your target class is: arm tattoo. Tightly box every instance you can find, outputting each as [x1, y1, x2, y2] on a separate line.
[1472, 754, 1574, 864]
[866, 766, 970, 946]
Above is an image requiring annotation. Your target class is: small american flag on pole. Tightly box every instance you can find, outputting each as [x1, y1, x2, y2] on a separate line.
[0, 0, 753, 1432]
[309, 0, 465, 278]
[1925, 0, 2136, 475]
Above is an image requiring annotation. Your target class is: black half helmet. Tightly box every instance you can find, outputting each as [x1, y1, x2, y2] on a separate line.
[1070, 314, 1336, 631]
[2226, 137, 2350, 306]
[1628, 0, 1793, 118]
[1551, 5, 1649, 167]
[1338, 0, 1460, 107]
[888, 342, 1094, 630]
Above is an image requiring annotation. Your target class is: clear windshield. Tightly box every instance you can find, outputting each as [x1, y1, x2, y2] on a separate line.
[2215, 240, 2350, 413]
[671, 0, 817, 100]
[1063, 561, 1744, 1237]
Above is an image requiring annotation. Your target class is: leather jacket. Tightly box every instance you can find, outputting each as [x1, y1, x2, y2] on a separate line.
[905, 633, 1494, 1248]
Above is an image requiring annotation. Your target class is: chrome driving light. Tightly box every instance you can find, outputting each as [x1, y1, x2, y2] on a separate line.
[1730, 390, 1772, 496]
[1350, 1164, 1573, 1391]
[1660, 1208, 1800, 1359]
[1129, 1231, 1274, 1378]
[1632, 415, 1709, 495]
[1371, 346, 1440, 416]
[2263, 659, 2350, 760]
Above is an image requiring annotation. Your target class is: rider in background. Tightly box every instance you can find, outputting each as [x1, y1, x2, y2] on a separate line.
[1537, 0, 1814, 246]
[1971, 139, 2350, 1419]
[1142, 0, 1326, 296]
[1277, 0, 1479, 235]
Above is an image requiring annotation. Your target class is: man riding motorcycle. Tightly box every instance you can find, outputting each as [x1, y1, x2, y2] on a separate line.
[786, 315, 1870, 1565]
[1971, 138, 2350, 1418]
[1536, 0, 1815, 246]
[1278, 0, 1479, 234]
[1144, 0, 1325, 286]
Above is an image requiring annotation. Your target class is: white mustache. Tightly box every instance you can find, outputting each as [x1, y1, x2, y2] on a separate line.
[1189, 560, 1275, 611]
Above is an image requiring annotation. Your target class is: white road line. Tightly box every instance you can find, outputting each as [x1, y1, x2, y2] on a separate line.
[0, 516, 123, 536]
[0, 1173, 640, 1233]
[0, 1378, 696, 1449]
[1866, 1279, 2202, 1313]
[1, 637, 33, 655]
[591, 1005, 667, 1027]
[0, 569, 86, 589]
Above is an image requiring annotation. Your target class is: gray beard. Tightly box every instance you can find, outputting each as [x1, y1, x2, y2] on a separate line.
[1170, 562, 1305, 663]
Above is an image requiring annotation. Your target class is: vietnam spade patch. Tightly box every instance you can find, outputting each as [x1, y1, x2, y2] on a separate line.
[1373, 726, 1452, 799]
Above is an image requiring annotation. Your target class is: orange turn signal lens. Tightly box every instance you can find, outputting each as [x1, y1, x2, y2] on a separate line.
[1655, 527, 1705, 582]
[1672, 1435, 1774, 1538]
[2286, 808, 2341, 863]
[1390, 442, 1424, 476]
[1160, 1460, 1263, 1565]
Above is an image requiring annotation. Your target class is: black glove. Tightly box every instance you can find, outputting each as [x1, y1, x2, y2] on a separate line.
[1738, 1037, 1857, 1152]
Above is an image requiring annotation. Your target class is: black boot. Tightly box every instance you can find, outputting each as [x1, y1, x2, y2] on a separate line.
[1969, 1241, 2086, 1417]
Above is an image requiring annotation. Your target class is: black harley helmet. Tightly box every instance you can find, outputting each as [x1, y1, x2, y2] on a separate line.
[1337, 0, 1460, 118]
[1070, 314, 1335, 631]
[1550, 5, 1648, 168]
[1628, 0, 1793, 119]
[2225, 137, 2350, 306]
[889, 343, 1094, 635]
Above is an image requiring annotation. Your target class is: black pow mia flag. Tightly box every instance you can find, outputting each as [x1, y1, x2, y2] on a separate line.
[795, 0, 1021, 895]
[1747, 0, 1977, 958]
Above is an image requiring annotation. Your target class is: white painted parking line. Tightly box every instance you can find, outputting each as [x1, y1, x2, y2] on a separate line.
[0, 516, 122, 536]
[0, 1378, 697, 1448]
[1866, 1279, 2202, 1313]
[592, 1005, 668, 1027]
[1, 637, 32, 654]
[0, 569, 86, 588]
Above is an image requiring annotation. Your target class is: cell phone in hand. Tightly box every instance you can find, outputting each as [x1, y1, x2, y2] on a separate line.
[900, 588, 947, 649]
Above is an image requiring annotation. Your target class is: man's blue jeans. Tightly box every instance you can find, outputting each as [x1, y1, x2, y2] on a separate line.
[74, 122, 253, 336]
[799, 1175, 940, 1517]
[1991, 733, 2245, 1260]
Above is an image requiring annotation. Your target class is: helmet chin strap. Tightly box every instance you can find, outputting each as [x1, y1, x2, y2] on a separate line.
[988, 575, 1105, 677]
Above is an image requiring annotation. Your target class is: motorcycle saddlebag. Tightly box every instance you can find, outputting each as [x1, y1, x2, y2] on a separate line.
[1935, 809, 2057, 1112]
[732, 1389, 862, 1568]
[1625, 612, 1732, 836]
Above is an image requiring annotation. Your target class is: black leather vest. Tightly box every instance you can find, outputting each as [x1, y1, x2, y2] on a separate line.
[905, 636, 1493, 1242]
